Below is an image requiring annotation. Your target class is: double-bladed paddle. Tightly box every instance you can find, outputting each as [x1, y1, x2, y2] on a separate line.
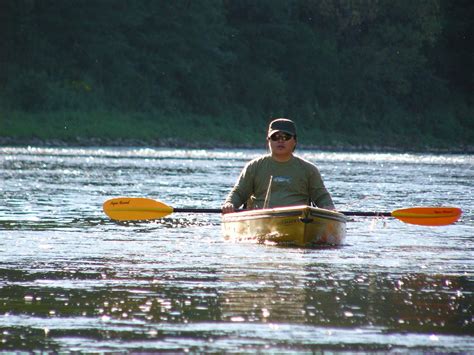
[102, 197, 462, 226]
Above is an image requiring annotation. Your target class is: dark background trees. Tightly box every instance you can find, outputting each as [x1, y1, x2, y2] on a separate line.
[1, 0, 472, 149]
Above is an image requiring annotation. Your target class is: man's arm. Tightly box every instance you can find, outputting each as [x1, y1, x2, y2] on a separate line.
[308, 165, 335, 209]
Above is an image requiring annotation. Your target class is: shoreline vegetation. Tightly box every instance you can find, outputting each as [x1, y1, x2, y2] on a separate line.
[1, 2, 472, 153]
[1, 111, 472, 154]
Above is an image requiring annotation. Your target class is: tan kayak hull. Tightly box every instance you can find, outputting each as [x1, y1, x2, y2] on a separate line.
[222, 205, 347, 247]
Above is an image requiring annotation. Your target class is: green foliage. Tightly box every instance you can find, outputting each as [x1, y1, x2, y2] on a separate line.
[0, 110, 267, 147]
[0, 0, 472, 150]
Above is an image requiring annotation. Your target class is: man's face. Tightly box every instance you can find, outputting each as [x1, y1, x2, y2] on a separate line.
[268, 132, 296, 158]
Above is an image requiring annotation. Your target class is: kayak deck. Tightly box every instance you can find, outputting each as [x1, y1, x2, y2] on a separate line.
[222, 205, 347, 247]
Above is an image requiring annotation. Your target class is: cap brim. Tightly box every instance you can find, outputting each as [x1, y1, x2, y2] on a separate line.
[268, 129, 294, 138]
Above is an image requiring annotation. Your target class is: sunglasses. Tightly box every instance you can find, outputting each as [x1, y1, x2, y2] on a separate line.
[269, 133, 294, 141]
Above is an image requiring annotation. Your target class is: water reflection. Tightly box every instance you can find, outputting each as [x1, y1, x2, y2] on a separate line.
[1, 260, 472, 351]
[0, 147, 473, 352]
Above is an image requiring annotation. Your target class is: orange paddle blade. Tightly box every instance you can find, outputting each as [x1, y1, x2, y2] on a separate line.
[391, 206, 462, 226]
[103, 197, 173, 221]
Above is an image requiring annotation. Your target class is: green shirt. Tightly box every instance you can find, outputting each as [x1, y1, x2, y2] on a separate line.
[224, 154, 334, 209]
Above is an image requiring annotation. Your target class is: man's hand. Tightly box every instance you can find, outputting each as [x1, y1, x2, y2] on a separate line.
[221, 202, 235, 214]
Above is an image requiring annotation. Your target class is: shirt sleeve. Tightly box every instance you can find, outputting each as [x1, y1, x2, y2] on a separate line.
[308, 164, 335, 209]
[224, 161, 255, 208]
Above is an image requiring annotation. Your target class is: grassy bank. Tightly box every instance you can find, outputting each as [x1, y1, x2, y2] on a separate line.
[0, 110, 472, 152]
[0, 110, 265, 148]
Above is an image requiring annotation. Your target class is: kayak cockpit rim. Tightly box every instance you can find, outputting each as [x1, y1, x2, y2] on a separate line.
[222, 205, 347, 224]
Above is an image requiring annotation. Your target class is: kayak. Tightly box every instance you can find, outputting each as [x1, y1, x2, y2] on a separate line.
[221, 205, 347, 247]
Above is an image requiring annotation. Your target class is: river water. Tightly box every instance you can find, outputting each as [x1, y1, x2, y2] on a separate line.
[0, 146, 473, 352]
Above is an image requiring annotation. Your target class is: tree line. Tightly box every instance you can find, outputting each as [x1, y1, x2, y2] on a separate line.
[0, 0, 472, 148]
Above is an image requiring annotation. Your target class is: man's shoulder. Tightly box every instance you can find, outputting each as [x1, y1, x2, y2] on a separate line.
[292, 155, 314, 166]
[292, 155, 319, 172]
[247, 154, 272, 166]
[240, 154, 272, 175]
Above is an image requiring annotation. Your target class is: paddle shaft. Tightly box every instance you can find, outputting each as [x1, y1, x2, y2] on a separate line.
[341, 211, 391, 217]
[175, 208, 391, 217]
[174, 208, 223, 213]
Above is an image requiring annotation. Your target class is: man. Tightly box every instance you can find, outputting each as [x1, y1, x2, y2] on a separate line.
[222, 118, 335, 213]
